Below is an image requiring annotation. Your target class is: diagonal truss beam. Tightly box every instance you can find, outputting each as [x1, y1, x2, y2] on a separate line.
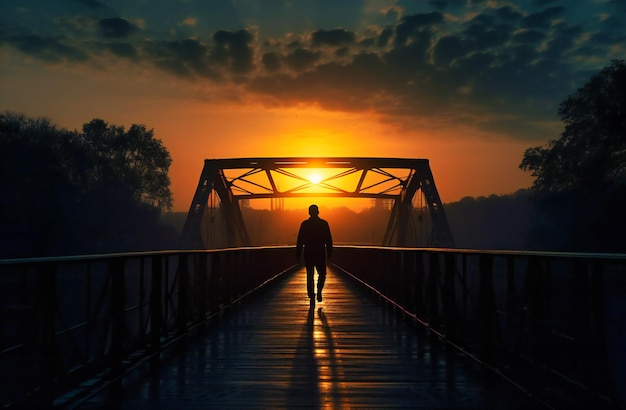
[179, 157, 454, 249]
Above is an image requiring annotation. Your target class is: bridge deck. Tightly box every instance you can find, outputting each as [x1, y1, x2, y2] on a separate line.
[102, 267, 541, 409]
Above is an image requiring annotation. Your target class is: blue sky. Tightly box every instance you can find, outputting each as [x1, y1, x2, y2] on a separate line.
[1, 0, 624, 209]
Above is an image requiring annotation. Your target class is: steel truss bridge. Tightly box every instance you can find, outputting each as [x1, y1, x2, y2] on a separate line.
[180, 157, 454, 249]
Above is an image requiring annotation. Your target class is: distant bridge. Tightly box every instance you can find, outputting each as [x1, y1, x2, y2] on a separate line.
[179, 157, 454, 249]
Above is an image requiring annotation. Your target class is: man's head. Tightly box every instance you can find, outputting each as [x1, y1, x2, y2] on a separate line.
[308, 204, 319, 216]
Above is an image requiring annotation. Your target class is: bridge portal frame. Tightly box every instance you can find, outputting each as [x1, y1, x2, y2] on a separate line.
[179, 157, 454, 249]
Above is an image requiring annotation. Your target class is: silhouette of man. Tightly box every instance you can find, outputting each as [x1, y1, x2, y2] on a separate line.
[296, 204, 333, 306]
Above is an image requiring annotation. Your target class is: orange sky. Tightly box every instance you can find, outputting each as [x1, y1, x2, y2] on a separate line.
[161, 102, 537, 212]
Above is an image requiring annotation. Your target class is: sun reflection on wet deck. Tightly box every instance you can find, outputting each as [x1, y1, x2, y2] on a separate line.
[114, 267, 539, 409]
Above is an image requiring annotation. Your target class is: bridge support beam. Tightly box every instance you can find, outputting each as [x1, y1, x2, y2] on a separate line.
[179, 160, 250, 249]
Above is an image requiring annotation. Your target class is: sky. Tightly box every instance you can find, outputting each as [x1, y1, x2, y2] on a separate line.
[1, 0, 625, 212]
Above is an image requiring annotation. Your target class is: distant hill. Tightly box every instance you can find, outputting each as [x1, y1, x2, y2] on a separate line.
[165, 189, 534, 251]
[445, 189, 533, 250]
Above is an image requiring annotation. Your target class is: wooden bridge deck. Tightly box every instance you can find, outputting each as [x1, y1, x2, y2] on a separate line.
[96, 267, 542, 409]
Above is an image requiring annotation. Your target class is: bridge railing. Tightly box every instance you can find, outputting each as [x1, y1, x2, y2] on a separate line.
[0, 247, 297, 408]
[332, 246, 626, 407]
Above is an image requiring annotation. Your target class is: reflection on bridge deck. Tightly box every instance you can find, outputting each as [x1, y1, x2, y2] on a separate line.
[95, 267, 540, 409]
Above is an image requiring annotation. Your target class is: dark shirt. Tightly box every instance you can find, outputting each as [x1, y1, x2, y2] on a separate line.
[296, 216, 333, 264]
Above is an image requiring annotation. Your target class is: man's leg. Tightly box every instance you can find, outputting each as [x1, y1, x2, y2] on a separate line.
[316, 263, 327, 302]
[306, 264, 316, 300]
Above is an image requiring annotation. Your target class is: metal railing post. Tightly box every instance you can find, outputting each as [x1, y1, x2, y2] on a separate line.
[443, 252, 456, 335]
[36, 262, 57, 407]
[413, 251, 425, 318]
[525, 256, 545, 361]
[150, 255, 163, 360]
[177, 254, 189, 335]
[108, 259, 125, 393]
[478, 254, 498, 352]
[427, 252, 440, 327]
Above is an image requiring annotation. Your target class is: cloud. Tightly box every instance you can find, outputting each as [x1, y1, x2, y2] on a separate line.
[211, 30, 254, 74]
[98, 18, 139, 39]
[393, 12, 444, 46]
[311, 29, 356, 47]
[495, 6, 523, 22]
[521, 6, 565, 29]
[261, 52, 281, 72]
[6, 34, 89, 63]
[145, 38, 215, 79]
[512, 29, 545, 44]
[105, 42, 138, 59]
[72, 0, 106, 9]
[1, 1, 621, 143]
[283, 48, 322, 71]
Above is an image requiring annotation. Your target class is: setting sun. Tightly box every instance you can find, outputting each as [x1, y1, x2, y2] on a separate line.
[308, 173, 323, 185]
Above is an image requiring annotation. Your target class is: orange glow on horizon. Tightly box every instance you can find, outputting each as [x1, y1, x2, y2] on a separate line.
[150, 102, 534, 212]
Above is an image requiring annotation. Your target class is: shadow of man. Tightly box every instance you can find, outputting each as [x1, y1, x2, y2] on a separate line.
[287, 306, 321, 408]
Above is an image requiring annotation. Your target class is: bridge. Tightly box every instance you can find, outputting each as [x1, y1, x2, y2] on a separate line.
[1, 158, 625, 408]
[179, 157, 454, 249]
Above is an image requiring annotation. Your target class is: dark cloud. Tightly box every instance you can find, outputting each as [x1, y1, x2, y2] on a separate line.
[590, 32, 615, 46]
[311, 28, 355, 47]
[283, 48, 321, 71]
[262, 52, 281, 72]
[512, 29, 545, 44]
[335, 46, 349, 58]
[463, 18, 511, 51]
[496, 6, 523, 21]
[98, 18, 138, 38]
[429, 0, 448, 10]
[609, 0, 626, 12]
[105, 42, 137, 59]
[359, 37, 376, 48]
[428, 0, 465, 10]
[602, 15, 624, 30]
[431, 14, 512, 65]
[8, 34, 89, 63]
[433, 35, 465, 65]
[211, 30, 254, 73]
[144, 38, 215, 79]
[521, 6, 565, 29]
[377, 28, 393, 48]
[286, 40, 302, 50]
[74, 0, 106, 9]
[394, 12, 444, 46]
[544, 24, 583, 57]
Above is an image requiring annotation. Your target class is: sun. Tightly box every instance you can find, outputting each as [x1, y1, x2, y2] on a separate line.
[308, 173, 323, 185]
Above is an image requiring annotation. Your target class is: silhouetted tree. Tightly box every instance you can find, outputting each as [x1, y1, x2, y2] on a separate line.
[82, 119, 172, 212]
[0, 112, 175, 257]
[520, 60, 626, 251]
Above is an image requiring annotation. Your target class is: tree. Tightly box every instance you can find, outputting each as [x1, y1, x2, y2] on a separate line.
[519, 60, 626, 251]
[0, 112, 80, 256]
[81, 119, 173, 212]
[0, 112, 176, 258]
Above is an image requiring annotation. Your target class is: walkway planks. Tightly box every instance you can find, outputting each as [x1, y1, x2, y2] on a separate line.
[109, 267, 541, 409]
